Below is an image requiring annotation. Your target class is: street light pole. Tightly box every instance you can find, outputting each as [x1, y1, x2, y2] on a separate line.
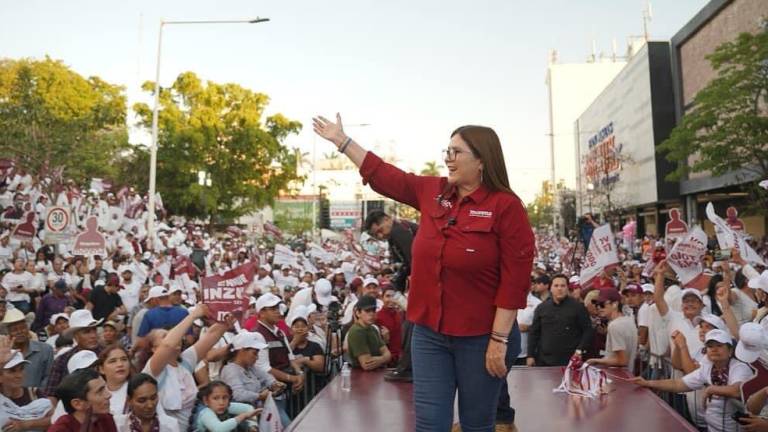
[146, 17, 269, 249]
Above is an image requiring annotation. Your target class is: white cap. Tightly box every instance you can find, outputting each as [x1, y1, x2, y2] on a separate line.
[94, 279, 106, 288]
[680, 288, 703, 301]
[736, 323, 767, 363]
[64, 310, 102, 336]
[255, 293, 282, 312]
[167, 285, 183, 294]
[3, 350, 29, 369]
[695, 314, 727, 332]
[145, 286, 169, 303]
[568, 275, 580, 284]
[231, 332, 267, 351]
[287, 305, 311, 326]
[363, 277, 379, 287]
[259, 264, 272, 272]
[748, 270, 768, 292]
[641, 283, 655, 293]
[705, 329, 733, 346]
[67, 350, 99, 373]
[249, 296, 258, 307]
[314, 279, 336, 306]
[50, 313, 70, 326]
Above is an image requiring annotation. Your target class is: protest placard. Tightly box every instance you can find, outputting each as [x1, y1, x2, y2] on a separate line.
[666, 226, 708, 287]
[580, 224, 619, 288]
[201, 262, 257, 323]
[72, 216, 106, 257]
[12, 212, 36, 242]
[273, 244, 298, 268]
[706, 202, 765, 265]
[665, 208, 689, 241]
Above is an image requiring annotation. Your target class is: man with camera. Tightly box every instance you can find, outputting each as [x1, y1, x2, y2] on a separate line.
[364, 210, 416, 382]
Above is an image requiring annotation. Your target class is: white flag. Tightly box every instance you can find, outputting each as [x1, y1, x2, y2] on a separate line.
[259, 393, 284, 432]
[667, 226, 708, 286]
[580, 224, 619, 288]
[706, 202, 765, 266]
[273, 244, 299, 267]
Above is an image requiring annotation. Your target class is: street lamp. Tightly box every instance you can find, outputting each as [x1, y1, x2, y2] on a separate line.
[146, 17, 270, 249]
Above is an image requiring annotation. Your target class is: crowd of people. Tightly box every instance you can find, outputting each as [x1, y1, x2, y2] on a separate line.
[525, 220, 768, 432]
[0, 168, 414, 431]
[4, 161, 768, 432]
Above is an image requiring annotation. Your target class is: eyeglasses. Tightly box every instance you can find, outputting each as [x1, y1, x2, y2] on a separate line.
[592, 301, 606, 309]
[441, 147, 470, 161]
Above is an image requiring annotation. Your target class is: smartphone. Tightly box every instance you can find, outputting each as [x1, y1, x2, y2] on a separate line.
[731, 411, 750, 425]
[715, 249, 732, 261]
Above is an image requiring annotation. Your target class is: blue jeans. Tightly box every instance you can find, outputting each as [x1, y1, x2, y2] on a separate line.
[412, 323, 521, 432]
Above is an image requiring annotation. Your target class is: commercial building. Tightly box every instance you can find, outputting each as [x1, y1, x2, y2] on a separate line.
[575, 42, 678, 236]
[670, 0, 768, 236]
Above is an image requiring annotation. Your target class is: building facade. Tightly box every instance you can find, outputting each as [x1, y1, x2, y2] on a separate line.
[671, 0, 768, 236]
[575, 42, 678, 236]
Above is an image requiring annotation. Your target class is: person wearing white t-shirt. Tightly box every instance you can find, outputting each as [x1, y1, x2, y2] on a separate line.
[631, 329, 753, 432]
[670, 313, 730, 430]
[1, 257, 34, 313]
[516, 292, 541, 364]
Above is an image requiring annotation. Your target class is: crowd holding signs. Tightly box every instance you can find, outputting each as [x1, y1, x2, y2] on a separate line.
[0, 164, 414, 432]
[5, 157, 768, 431]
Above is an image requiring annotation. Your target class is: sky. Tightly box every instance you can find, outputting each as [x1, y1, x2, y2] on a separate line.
[0, 0, 708, 203]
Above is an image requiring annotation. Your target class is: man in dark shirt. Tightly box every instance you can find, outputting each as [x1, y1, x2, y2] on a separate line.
[527, 274, 593, 367]
[365, 210, 416, 293]
[86, 275, 125, 322]
[365, 210, 416, 382]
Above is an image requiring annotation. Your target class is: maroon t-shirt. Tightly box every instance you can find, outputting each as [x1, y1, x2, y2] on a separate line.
[48, 413, 117, 432]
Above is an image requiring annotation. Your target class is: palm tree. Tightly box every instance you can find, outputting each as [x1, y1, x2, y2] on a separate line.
[420, 161, 441, 176]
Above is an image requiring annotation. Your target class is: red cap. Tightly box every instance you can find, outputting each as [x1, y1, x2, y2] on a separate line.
[621, 283, 643, 295]
[595, 288, 622, 304]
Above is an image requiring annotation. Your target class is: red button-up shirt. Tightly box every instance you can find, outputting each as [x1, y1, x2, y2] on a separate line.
[360, 152, 535, 336]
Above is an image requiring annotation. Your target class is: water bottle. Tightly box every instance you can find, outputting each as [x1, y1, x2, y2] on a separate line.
[341, 362, 352, 391]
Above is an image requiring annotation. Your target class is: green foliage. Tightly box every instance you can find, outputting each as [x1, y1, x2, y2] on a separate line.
[0, 57, 130, 186]
[420, 161, 441, 176]
[526, 181, 555, 229]
[659, 28, 768, 207]
[133, 72, 304, 222]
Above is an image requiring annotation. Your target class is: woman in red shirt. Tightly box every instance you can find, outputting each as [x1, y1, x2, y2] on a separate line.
[314, 114, 534, 432]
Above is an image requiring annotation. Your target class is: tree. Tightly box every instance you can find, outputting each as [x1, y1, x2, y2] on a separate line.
[659, 27, 768, 209]
[0, 57, 130, 188]
[133, 72, 303, 224]
[525, 180, 554, 229]
[420, 161, 441, 176]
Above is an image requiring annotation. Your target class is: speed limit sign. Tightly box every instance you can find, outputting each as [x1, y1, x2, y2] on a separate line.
[46, 207, 70, 232]
[44, 206, 71, 244]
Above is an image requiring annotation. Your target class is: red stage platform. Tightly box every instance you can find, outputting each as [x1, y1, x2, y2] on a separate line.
[285, 366, 697, 431]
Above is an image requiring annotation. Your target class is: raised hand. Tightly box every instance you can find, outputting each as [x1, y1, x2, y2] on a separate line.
[312, 114, 346, 146]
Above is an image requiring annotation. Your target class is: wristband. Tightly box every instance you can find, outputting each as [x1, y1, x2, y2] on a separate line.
[338, 137, 352, 153]
[490, 335, 508, 344]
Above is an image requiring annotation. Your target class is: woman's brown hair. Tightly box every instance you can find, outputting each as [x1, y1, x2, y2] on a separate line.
[451, 125, 513, 194]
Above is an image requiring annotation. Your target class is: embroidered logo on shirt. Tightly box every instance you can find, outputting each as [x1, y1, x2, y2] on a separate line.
[469, 210, 492, 218]
[440, 199, 452, 209]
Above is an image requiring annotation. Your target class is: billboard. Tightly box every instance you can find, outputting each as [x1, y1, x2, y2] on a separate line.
[576, 42, 675, 212]
[330, 201, 361, 229]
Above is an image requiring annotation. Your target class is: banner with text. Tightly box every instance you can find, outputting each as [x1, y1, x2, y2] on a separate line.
[667, 226, 708, 287]
[201, 262, 257, 323]
[580, 224, 619, 288]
